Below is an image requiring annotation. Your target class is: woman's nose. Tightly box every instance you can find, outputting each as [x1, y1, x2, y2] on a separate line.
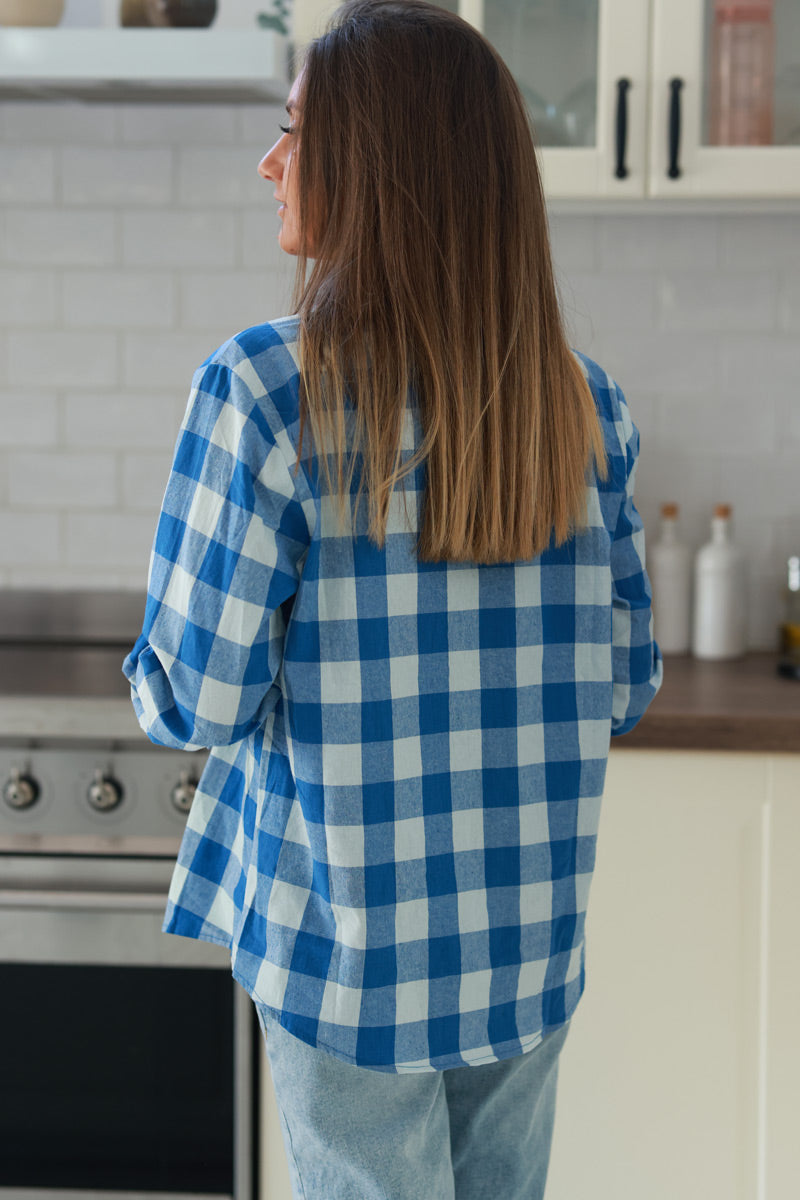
[258, 141, 283, 182]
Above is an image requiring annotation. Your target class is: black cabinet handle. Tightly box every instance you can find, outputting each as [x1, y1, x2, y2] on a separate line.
[668, 77, 684, 179]
[615, 78, 631, 179]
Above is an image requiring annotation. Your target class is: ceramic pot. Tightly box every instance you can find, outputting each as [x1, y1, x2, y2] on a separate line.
[144, 0, 216, 26]
[0, 0, 64, 25]
[119, 0, 149, 25]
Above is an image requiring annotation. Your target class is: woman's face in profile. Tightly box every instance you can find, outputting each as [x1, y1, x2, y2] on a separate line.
[258, 72, 305, 256]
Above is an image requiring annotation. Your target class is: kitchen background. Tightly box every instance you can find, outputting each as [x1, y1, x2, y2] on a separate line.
[1, 6, 799, 1200]
[0, 7, 798, 653]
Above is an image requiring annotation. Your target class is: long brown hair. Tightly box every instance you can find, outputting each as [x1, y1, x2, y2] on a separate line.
[291, 0, 607, 564]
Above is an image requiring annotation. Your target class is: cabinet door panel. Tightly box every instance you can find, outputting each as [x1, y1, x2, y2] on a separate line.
[547, 750, 769, 1200]
[649, 0, 800, 197]
[295, 0, 650, 199]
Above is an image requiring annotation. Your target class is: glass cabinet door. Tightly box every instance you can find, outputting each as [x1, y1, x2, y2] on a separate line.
[456, 0, 651, 198]
[650, 0, 800, 197]
[482, 0, 600, 149]
[294, 0, 651, 198]
[701, 0, 800, 148]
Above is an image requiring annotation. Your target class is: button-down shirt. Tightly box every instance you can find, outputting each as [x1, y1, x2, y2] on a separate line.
[123, 315, 662, 1072]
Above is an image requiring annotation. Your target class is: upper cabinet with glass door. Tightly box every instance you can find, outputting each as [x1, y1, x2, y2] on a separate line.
[649, 0, 800, 198]
[293, 0, 650, 199]
[293, 0, 800, 200]
[469, 0, 649, 199]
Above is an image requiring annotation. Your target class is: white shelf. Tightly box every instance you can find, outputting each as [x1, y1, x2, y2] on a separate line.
[0, 28, 291, 102]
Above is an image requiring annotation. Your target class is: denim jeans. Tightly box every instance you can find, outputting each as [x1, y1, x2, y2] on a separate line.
[256, 1006, 569, 1200]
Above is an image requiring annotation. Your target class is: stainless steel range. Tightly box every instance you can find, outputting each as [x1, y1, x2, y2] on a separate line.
[0, 590, 257, 1200]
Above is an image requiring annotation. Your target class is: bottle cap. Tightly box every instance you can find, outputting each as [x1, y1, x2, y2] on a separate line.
[661, 503, 679, 518]
[713, 503, 732, 518]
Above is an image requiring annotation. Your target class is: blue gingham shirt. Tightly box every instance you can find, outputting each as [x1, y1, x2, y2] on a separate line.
[123, 315, 662, 1073]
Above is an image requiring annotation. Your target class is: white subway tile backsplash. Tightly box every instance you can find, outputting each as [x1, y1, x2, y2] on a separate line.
[64, 393, 184, 449]
[598, 215, 719, 272]
[547, 215, 598, 273]
[0, 270, 57, 326]
[62, 270, 175, 329]
[0, 513, 60, 567]
[239, 104, 289, 147]
[122, 452, 174, 512]
[562, 272, 658, 335]
[8, 332, 118, 388]
[122, 332, 221, 388]
[0, 392, 58, 446]
[778, 391, 800, 447]
[2, 102, 117, 144]
[718, 215, 800, 269]
[599, 330, 720, 398]
[0, 96, 796, 645]
[655, 390, 776, 456]
[711, 452, 798, 522]
[0, 147, 56, 204]
[122, 210, 237, 267]
[240, 209, 294, 275]
[4, 210, 117, 266]
[9, 452, 117, 509]
[778, 271, 800, 331]
[66, 513, 156, 568]
[177, 147, 266, 207]
[659, 272, 778, 332]
[719, 334, 800, 399]
[179, 269, 286, 331]
[61, 147, 173, 206]
[120, 105, 237, 144]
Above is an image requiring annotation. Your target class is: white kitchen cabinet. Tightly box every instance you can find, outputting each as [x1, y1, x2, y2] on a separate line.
[295, 0, 800, 201]
[294, 0, 650, 200]
[547, 749, 800, 1200]
[649, 0, 800, 198]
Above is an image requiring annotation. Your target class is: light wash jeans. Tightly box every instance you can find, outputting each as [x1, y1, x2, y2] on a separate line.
[256, 1006, 569, 1200]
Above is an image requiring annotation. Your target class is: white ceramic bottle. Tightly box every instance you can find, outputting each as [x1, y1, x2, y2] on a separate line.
[649, 502, 692, 654]
[692, 504, 747, 660]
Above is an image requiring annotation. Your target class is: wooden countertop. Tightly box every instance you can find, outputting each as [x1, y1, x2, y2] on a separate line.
[616, 653, 800, 753]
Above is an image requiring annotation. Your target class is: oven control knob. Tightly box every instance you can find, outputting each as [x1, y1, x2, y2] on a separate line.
[87, 769, 124, 812]
[171, 770, 197, 814]
[3, 768, 40, 810]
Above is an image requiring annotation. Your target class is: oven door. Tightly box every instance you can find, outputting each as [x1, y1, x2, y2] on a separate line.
[0, 854, 255, 1200]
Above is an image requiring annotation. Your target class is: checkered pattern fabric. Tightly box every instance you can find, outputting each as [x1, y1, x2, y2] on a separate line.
[123, 315, 662, 1072]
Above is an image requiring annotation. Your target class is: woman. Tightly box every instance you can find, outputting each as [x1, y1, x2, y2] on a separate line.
[124, 1, 662, 1196]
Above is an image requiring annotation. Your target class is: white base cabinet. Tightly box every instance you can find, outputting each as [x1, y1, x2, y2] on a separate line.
[547, 750, 800, 1200]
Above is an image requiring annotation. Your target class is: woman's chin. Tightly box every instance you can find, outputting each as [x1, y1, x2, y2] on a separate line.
[277, 226, 300, 257]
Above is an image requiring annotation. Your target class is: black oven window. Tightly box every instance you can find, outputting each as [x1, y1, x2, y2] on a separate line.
[1, 963, 235, 1193]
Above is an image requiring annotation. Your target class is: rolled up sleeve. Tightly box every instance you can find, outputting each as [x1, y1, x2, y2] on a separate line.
[122, 358, 309, 749]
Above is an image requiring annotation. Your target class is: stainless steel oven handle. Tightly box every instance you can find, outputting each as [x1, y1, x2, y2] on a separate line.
[0, 888, 167, 911]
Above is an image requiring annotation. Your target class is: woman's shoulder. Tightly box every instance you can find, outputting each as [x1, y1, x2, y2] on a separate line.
[204, 316, 301, 382]
[192, 316, 302, 432]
